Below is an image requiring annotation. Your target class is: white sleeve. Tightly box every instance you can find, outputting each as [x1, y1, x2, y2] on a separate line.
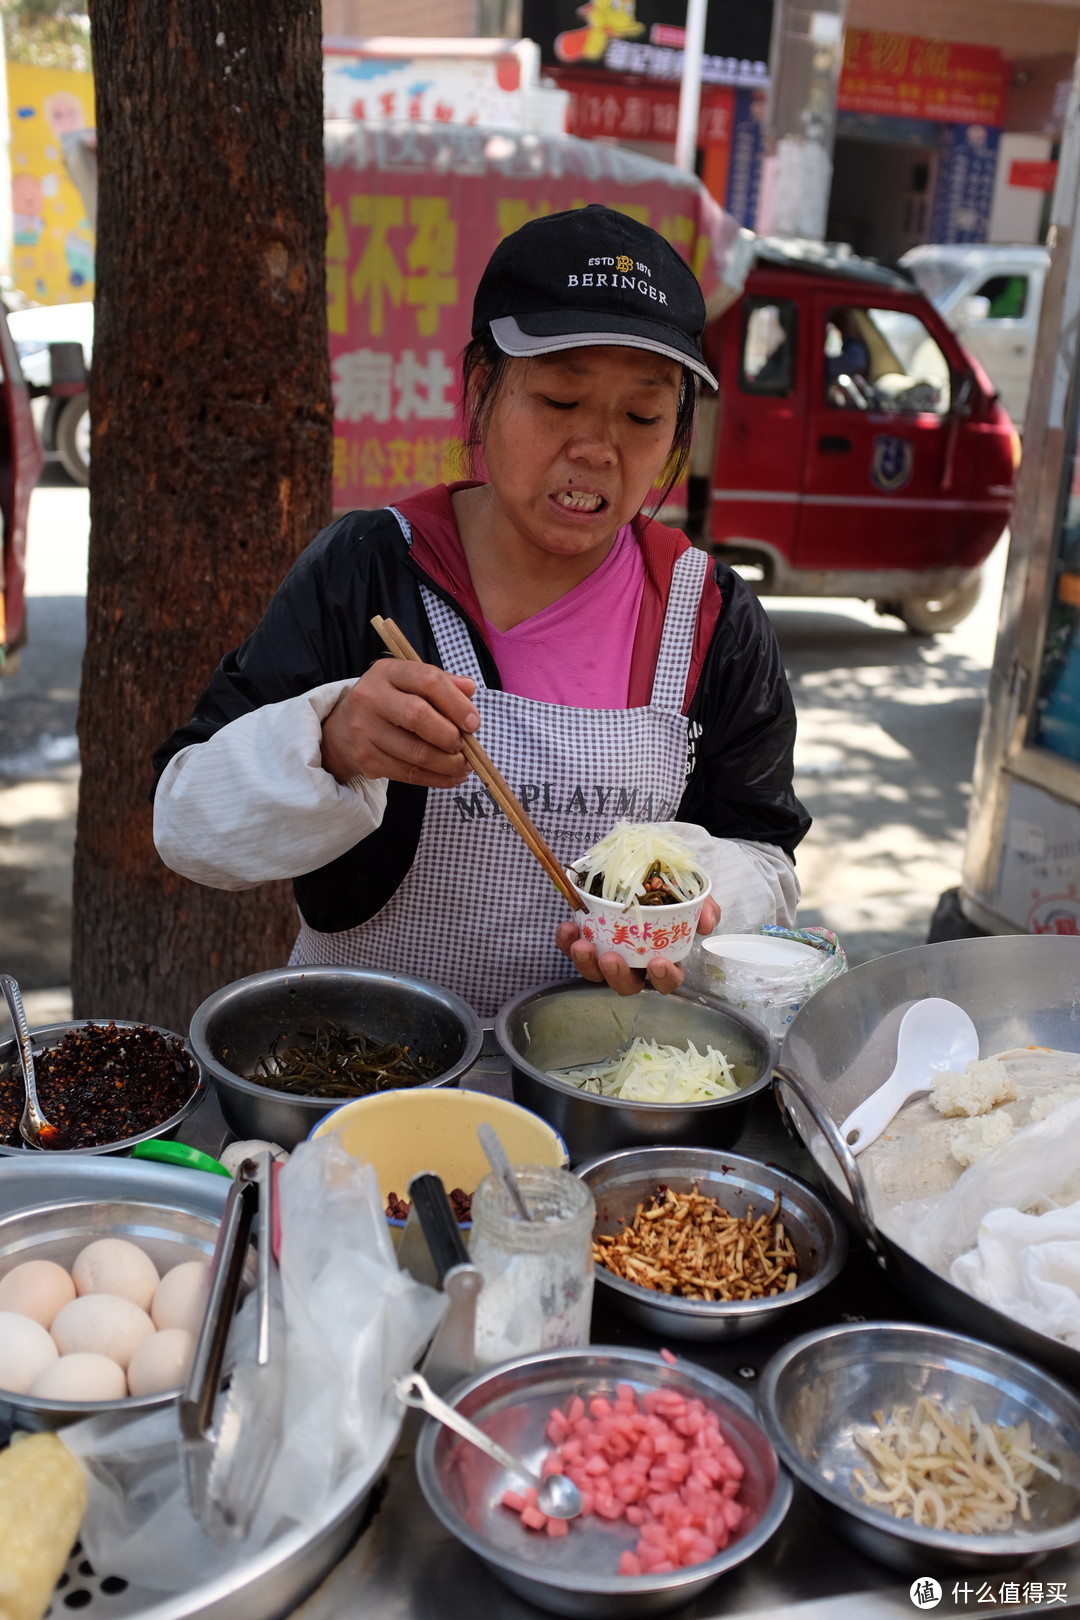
[657, 821, 800, 934]
[153, 680, 388, 890]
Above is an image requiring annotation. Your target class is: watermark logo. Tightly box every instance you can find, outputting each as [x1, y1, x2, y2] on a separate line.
[910, 1579, 942, 1610]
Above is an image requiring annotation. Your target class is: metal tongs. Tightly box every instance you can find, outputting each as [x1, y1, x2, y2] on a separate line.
[180, 1151, 284, 1545]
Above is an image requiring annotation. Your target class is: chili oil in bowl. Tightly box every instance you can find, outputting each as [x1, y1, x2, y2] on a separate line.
[0, 1020, 205, 1156]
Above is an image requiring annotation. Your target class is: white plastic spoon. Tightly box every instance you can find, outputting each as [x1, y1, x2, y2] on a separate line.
[837, 998, 979, 1156]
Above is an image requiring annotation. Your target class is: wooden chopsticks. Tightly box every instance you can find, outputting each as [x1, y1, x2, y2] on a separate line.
[370, 615, 585, 912]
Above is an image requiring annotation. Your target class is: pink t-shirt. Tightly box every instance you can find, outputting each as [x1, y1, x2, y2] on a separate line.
[483, 524, 646, 709]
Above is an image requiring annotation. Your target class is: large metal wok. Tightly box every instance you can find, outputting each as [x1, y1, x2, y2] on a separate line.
[774, 934, 1080, 1386]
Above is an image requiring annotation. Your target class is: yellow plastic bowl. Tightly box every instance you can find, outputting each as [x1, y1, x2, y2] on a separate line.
[310, 1088, 569, 1212]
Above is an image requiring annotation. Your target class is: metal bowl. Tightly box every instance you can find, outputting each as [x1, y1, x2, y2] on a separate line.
[414, 1345, 792, 1618]
[776, 935, 1080, 1384]
[0, 1194, 253, 1432]
[759, 1321, 1080, 1574]
[494, 981, 778, 1166]
[576, 1146, 847, 1341]
[0, 1020, 205, 1158]
[189, 966, 485, 1150]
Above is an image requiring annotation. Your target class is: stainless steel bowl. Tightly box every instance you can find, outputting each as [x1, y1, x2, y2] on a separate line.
[494, 981, 777, 1166]
[414, 1345, 792, 1617]
[0, 1195, 253, 1432]
[576, 1146, 847, 1341]
[777, 935, 1080, 1384]
[0, 1020, 205, 1158]
[189, 966, 485, 1150]
[759, 1321, 1080, 1574]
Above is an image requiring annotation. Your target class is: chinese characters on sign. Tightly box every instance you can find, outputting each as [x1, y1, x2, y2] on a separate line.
[838, 29, 1009, 126]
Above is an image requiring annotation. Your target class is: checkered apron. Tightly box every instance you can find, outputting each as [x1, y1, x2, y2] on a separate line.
[292, 535, 709, 1020]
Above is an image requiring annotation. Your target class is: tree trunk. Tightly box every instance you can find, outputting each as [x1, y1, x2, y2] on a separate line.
[73, 1, 331, 1033]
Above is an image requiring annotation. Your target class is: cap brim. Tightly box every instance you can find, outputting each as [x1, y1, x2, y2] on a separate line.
[489, 314, 718, 393]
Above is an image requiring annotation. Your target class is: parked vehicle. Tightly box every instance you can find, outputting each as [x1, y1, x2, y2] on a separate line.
[0, 299, 47, 670]
[900, 243, 1047, 431]
[6, 299, 92, 486]
[694, 239, 1018, 633]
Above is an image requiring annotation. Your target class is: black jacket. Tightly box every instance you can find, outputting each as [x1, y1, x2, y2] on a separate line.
[152, 509, 811, 933]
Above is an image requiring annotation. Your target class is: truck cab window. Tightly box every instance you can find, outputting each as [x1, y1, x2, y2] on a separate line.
[974, 274, 1028, 320]
[740, 300, 796, 395]
[825, 306, 951, 416]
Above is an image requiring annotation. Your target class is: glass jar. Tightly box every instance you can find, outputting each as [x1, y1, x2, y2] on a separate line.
[468, 1164, 595, 1369]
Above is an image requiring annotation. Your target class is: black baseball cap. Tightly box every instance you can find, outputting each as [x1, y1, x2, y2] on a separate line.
[472, 204, 718, 392]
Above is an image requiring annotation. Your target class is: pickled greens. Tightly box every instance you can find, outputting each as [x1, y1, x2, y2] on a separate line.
[550, 1037, 739, 1104]
[570, 823, 708, 908]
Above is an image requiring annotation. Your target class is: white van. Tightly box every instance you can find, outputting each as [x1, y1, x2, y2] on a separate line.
[899, 243, 1048, 430]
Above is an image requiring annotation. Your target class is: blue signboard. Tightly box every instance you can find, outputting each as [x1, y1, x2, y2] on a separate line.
[929, 123, 1001, 244]
[726, 88, 766, 228]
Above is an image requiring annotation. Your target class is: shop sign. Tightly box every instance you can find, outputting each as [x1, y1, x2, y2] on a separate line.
[553, 72, 734, 146]
[522, 0, 771, 89]
[928, 124, 1001, 244]
[8, 62, 95, 302]
[838, 29, 1008, 127]
[1009, 159, 1059, 192]
[324, 124, 741, 513]
[725, 90, 767, 229]
[324, 48, 531, 126]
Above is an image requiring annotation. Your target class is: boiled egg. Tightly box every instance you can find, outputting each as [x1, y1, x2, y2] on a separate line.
[72, 1238, 160, 1312]
[0, 1259, 76, 1328]
[51, 1293, 155, 1370]
[127, 1328, 196, 1396]
[30, 1352, 127, 1402]
[152, 1259, 211, 1334]
[0, 1311, 59, 1393]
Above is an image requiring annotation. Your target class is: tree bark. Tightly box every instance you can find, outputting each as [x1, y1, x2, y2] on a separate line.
[73, 0, 331, 1032]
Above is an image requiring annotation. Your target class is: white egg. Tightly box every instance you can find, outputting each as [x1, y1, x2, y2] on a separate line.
[0, 1259, 76, 1328]
[72, 1238, 160, 1311]
[30, 1352, 127, 1402]
[127, 1328, 196, 1396]
[152, 1259, 211, 1334]
[0, 1311, 59, 1393]
[51, 1293, 155, 1370]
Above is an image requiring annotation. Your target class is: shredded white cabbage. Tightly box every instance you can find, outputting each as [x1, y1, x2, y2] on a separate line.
[570, 822, 707, 907]
[549, 1036, 739, 1104]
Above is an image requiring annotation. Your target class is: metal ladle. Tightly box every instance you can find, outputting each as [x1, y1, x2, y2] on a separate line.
[0, 973, 57, 1148]
[477, 1121, 533, 1221]
[396, 1371, 582, 1519]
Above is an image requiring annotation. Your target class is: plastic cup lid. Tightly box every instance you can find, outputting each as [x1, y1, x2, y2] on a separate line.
[700, 934, 823, 969]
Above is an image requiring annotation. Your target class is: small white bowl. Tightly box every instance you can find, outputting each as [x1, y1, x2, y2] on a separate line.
[567, 869, 711, 967]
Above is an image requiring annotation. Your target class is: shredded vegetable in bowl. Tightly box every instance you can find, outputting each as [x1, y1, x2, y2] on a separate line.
[851, 1397, 1060, 1534]
[550, 1036, 739, 1104]
[570, 822, 708, 908]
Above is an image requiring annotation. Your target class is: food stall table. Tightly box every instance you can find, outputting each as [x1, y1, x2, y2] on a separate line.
[274, 1052, 1080, 1620]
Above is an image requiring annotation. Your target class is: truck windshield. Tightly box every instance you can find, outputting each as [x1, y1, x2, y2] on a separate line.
[906, 257, 968, 307]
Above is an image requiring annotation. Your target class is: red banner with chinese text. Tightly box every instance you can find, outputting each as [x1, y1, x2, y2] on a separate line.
[838, 29, 1008, 126]
[325, 123, 746, 515]
[550, 71, 735, 149]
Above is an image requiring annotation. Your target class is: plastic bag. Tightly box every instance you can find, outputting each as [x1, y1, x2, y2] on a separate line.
[60, 1133, 446, 1592]
[683, 924, 845, 1040]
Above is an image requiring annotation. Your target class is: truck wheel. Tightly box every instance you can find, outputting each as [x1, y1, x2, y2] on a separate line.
[879, 573, 983, 636]
[55, 392, 90, 486]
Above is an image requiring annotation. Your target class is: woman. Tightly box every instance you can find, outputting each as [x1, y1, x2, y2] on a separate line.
[153, 205, 810, 1019]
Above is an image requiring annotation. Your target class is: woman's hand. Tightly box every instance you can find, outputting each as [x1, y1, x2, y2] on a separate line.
[321, 659, 480, 788]
[555, 897, 721, 996]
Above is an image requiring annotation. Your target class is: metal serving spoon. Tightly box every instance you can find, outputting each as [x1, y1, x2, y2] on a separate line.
[396, 1371, 582, 1520]
[837, 997, 980, 1155]
[477, 1122, 533, 1221]
[0, 972, 58, 1148]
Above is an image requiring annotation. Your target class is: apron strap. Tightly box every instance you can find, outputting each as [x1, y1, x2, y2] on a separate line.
[650, 546, 710, 714]
[420, 583, 487, 686]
